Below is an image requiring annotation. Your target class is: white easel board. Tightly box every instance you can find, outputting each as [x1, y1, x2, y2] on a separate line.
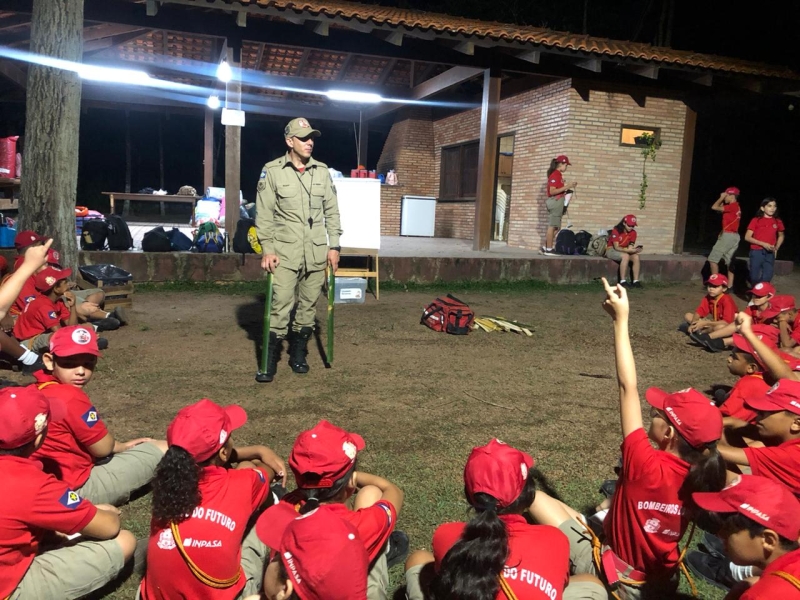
[333, 178, 381, 250]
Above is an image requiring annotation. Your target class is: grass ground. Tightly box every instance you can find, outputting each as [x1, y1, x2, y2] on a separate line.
[20, 273, 800, 599]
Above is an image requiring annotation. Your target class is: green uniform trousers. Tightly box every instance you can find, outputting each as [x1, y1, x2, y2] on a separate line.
[271, 263, 325, 337]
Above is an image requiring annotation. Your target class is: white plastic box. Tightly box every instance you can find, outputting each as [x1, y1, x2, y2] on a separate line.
[334, 277, 367, 304]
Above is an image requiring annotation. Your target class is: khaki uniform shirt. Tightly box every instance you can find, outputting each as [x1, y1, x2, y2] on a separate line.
[255, 154, 342, 271]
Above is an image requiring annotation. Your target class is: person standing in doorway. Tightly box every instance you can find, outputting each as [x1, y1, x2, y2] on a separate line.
[745, 197, 784, 285]
[707, 186, 742, 291]
[256, 118, 342, 382]
[542, 155, 576, 255]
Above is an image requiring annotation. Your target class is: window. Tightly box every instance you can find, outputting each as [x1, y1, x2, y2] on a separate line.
[620, 125, 661, 147]
[439, 141, 479, 200]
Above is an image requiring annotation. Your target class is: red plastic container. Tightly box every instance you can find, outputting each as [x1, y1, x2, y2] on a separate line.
[0, 136, 18, 178]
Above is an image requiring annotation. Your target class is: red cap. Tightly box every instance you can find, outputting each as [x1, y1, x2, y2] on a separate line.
[750, 282, 776, 298]
[166, 399, 247, 462]
[0, 387, 64, 450]
[645, 387, 722, 448]
[289, 420, 365, 489]
[705, 274, 729, 287]
[745, 379, 800, 416]
[14, 230, 47, 250]
[760, 295, 796, 320]
[463, 439, 534, 508]
[263, 507, 368, 600]
[34, 266, 72, 293]
[725, 187, 740, 196]
[623, 214, 637, 227]
[49, 325, 102, 358]
[732, 331, 778, 370]
[554, 154, 571, 165]
[46, 248, 61, 267]
[693, 475, 800, 541]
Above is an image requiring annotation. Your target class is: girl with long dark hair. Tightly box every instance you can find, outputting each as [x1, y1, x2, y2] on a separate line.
[745, 197, 785, 284]
[606, 215, 642, 288]
[528, 280, 727, 599]
[139, 399, 285, 600]
[403, 439, 606, 600]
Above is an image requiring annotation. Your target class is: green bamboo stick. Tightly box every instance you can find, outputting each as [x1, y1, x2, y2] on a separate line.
[259, 272, 273, 375]
[327, 267, 335, 364]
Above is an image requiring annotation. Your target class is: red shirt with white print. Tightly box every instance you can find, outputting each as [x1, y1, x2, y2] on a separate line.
[747, 216, 785, 250]
[13, 295, 69, 340]
[10, 275, 37, 317]
[721, 202, 741, 234]
[744, 438, 800, 498]
[740, 547, 800, 599]
[720, 374, 768, 422]
[603, 428, 690, 580]
[433, 515, 570, 600]
[696, 293, 738, 323]
[547, 170, 565, 198]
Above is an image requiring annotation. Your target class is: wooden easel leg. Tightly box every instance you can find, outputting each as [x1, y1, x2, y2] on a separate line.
[375, 254, 380, 300]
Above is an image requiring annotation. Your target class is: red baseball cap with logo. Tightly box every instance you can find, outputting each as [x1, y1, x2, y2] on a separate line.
[693, 475, 800, 541]
[46, 248, 61, 267]
[463, 439, 534, 508]
[760, 295, 796, 320]
[289, 420, 365, 489]
[750, 282, 776, 298]
[49, 325, 102, 358]
[34, 266, 72, 293]
[732, 332, 778, 370]
[257, 506, 368, 600]
[745, 379, 800, 416]
[166, 399, 247, 462]
[554, 154, 571, 165]
[646, 387, 723, 448]
[705, 274, 729, 287]
[14, 230, 47, 250]
[0, 387, 64, 450]
[623, 214, 637, 227]
[725, 187, 740, 196]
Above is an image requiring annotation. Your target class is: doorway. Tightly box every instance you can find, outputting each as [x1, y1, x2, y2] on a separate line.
[492, 134, 514, 241]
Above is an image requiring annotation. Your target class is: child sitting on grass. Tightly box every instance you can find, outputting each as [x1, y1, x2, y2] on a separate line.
[528, 278, 726, 599]
[12, 266, 79, 353]
[680, 274, 738, 335]
[692, 282, 775, 353]
[716, 333, 772, 424]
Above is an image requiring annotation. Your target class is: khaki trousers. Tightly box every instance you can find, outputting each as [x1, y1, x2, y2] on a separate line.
[270, 263, 325, 337]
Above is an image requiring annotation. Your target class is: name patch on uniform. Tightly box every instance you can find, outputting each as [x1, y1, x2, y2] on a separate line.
[59, 489, 82, 509]
[82, 407, 99, 427]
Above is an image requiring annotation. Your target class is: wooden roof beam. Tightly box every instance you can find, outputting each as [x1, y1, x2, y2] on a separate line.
[0, 59, 26, 89]
[83, 29, 150, 54]
[575, 57, 602, 73]
[376, 58, 398, 85]
[0, 14, 30, 32]
[626, 63, 659, 79]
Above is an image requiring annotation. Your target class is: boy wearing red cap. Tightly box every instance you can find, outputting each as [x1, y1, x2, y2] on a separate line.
[606, 215, 642, 288]
[716, 333, 772, 424]
[31, 325, 165, 506]
[688, 475, 800, 598]
[0, 387, 140, 599]
[708, 187, 742, 290]
[542, 155, 576, 255]
[12, 265, 78, 352]
[694, 282, 776, 352]
[771, 297, 800, 353]
[253, 505, 369, 600]
[141, 399, 285, 600]
[284, 420, 405, 600]
[680, 274, 738, 336]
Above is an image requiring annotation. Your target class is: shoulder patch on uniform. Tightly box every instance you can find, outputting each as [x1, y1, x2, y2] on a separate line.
[59, 489, 83, 509]
[48, 311, 57, 320]
[260, 170, 266, 179]
[82, 406, 99, 427]
[256, 470, 266, 483]
[257, 181, 266, 192]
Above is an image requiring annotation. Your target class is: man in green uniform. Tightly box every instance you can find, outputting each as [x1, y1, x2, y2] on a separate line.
[256, 117, 342, 382]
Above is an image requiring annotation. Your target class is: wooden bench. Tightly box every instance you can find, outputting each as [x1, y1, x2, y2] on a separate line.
[102, 192, 198, 224]
[76, 276, 134, 309]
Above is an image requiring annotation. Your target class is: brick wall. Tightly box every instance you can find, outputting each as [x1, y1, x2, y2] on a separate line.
[376, 107, 437, 198]
[434, 202, 474, 238]
[380, 185, 403, 236]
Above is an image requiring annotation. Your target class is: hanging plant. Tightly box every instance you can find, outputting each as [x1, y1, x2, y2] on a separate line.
[638, 132, 662, 209]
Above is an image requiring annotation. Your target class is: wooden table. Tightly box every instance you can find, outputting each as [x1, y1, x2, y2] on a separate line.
[0, 177, 20, 207]
[102, 192, 199, 224]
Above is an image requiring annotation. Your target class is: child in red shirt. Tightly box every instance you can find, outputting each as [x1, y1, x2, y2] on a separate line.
[708, 187, 742, 290]
[401, 439, 605, 600]
[31, 325, 166, 506]
[694, 282, 775, 352]
[746, 198, 785, 285]
[689, 475, 800, 599]
[542, 155, 576, 255]
[140, 399, 285, 600]
[13, 266, 78, 352]
[715, 333, 771, 424]
[606, 215, 642, 288]
[528, 279, 725, 598]
[680, 274, 738, 336]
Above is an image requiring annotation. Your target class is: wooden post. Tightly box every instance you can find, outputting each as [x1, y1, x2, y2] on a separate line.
[124, 110, 131, 194]
[673, 106, 697, 253]
[224, 46, 241, 247]
[204, 107, 214, 192]
[358, 117, 369, 168]
[472, 69, 501, 251]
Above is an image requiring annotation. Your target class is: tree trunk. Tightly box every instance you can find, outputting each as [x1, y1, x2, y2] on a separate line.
[19, 0, 83, 271]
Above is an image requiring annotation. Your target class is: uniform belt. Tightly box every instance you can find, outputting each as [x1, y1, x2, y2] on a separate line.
[601, 546, 647, 586]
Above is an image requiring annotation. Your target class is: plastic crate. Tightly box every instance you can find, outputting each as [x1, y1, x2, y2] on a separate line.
[78, 264, 133, 287]
[333, 277, 367, 304]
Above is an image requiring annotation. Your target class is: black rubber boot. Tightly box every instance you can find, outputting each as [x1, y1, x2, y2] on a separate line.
[262, 332, 282, 382]
[288, 327, 313, 374]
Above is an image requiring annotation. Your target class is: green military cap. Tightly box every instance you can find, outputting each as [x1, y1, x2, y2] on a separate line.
[284, 117, 321, 139]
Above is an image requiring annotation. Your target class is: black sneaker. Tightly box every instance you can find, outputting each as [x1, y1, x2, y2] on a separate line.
[97, 337, 109, 350]
[110, 307, 129, 326]
[631, 281, 643, 288]
[677, 322, 690, 334]
[619, 281, 630, 288]
[685, 551, 734, 592]
[22, 357, 45, 375]
[699, 531, 726, 559]
[599, 479, 617, 498]
[705, 336, 728, 353]
[92, 317, 120, 332]
[386, 531, 410, 569]
[713, 388, 730, 406]
[689, 331, 711, 345]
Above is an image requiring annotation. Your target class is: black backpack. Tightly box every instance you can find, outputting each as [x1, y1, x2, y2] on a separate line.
[167, 227, 193, 251]
[142, 226, 172, 252]
[555, 229, 577, 255]
[80, 219, 107, 250]
[106, 214, 133, 251]
[574, 230, 592, 255]
[233, 218, 256, 254]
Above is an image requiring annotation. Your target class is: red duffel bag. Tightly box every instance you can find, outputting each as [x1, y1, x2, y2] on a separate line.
[421, 294, 474, 335]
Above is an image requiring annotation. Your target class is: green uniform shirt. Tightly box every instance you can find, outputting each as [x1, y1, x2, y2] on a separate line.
[255, 154, 342, 271]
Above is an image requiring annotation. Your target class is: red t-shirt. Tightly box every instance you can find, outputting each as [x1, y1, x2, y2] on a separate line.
[547, 170, 565, 198]
[603, 429, 689, 580]
[141, 466, 269, 600]
[696, 293, 738, 323]
[0, 456, 97, 598]
[432, 515, 570, 600]
[721, 202, 741, 234]
[607, 229, 638, 250]
[13, 295, 69, 340]
[747, 216, 785, 249]
[745, 304, 769, 326]
[31, 375, 109, 489]
[10, 275, 37, 317]
[744, 438, 800, 498]
[720, 374, 768, 422]
[740, 547, 800, 599]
